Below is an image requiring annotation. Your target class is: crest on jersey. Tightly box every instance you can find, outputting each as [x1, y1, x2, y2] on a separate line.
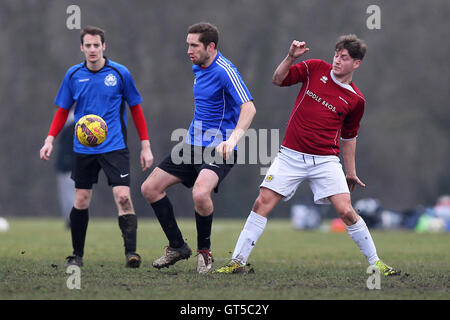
[320, 75, 328, 83]
[265, 175, 274, 182]
[104, 73, 117, 87]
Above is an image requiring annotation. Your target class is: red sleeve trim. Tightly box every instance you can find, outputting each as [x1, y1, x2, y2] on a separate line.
[48, 107, 70, 137]
[130, 104, 149, 141]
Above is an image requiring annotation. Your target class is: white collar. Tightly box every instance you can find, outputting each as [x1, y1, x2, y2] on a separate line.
[330, 70, 356, 94]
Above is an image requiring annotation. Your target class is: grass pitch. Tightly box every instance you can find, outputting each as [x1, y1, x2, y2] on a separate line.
[0, 218, 449, 300]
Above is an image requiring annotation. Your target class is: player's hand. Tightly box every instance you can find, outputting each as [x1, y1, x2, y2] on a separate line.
[346, 174, 366, 192]
[140, 140, 154, 171]
[140, 148, 154, 171]
[40, 136, 54, 161]
[216, 139, 235, 161]
[288, 40, 310, 59]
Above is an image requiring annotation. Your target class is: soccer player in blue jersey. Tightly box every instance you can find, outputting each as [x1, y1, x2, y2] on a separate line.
[141, 22, 256, 273]
[40, 26, 154, 268]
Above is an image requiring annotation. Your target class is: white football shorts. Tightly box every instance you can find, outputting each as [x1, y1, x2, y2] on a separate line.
[260, 146, 349, 204]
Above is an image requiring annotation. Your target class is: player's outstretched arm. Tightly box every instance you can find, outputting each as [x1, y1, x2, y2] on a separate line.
[216, 101, 256, 160]
[272, 40, 310, 86]
[341, 138, 366, 192]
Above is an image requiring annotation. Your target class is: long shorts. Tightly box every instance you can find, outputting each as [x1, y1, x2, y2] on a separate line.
[71, 148, 130, 189]
[260, 146, 349, 204]
[158, 144, 236, 193]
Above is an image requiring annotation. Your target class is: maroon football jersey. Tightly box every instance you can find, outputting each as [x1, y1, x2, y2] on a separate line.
[281, 59, 365, 156]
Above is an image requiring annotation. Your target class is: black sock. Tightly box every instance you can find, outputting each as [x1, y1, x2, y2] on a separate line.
[151, 196, 184, 249]
[70, 207, 89, 257]
[118, 214, 137, 254]
[195, 211, 213, 250]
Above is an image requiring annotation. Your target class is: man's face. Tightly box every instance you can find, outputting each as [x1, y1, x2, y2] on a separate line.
[332, 49, 361, 77]
[80, 34, 105, 64]
[186, 33, 211, 66]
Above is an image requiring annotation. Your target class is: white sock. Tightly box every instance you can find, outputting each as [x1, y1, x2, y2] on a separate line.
[346, 217, 379, 265]
[232, 211, 267, 265]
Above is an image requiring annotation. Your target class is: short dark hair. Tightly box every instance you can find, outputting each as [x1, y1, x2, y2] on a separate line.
[81, 26, 105, 44]
[187, 22, 219, 49]
[335, 34, 366, 60]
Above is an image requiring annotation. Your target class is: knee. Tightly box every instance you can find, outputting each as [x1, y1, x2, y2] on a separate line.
[74, 191, 91, 209]
[337, 205, 358, 225]
[141, 179, 160, 202]
[252, 193, 275, 217]
[140, 180, 151, 199]
[192, 187, 211, 211]
[253, 196, 263, 212]
[252, 192, 273, 214]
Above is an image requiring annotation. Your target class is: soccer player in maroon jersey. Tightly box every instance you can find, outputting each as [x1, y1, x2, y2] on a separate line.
[215, 35, 400, 276]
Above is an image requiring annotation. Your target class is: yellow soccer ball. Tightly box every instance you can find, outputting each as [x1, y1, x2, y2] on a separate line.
[75, 114, 108, 147]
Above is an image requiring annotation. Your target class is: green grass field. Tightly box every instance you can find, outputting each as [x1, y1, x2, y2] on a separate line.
[0, 218, 449, 300]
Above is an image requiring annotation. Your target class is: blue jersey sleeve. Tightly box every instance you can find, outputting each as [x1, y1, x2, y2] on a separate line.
[220, 65, 253, 106]
[121, 68, 143, 107]
[54, 69, 75, 109]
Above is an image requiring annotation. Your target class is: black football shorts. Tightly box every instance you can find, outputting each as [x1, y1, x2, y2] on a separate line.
[158, 144, 237, 193]
[71, 148, 130, 189]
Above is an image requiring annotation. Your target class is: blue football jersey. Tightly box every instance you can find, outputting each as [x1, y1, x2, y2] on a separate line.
[187, 52, 253, 147]
[55, 58, 142, 154]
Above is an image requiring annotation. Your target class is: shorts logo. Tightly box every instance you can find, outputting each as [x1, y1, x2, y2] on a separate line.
[265, 175, 274, 182]
[208, 162, 220, 168]
[104, 74, 117, 87]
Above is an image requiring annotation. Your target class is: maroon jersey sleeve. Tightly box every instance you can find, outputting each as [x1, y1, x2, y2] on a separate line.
[281, 59, 323, 87]
[341, 100, 365, 139]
